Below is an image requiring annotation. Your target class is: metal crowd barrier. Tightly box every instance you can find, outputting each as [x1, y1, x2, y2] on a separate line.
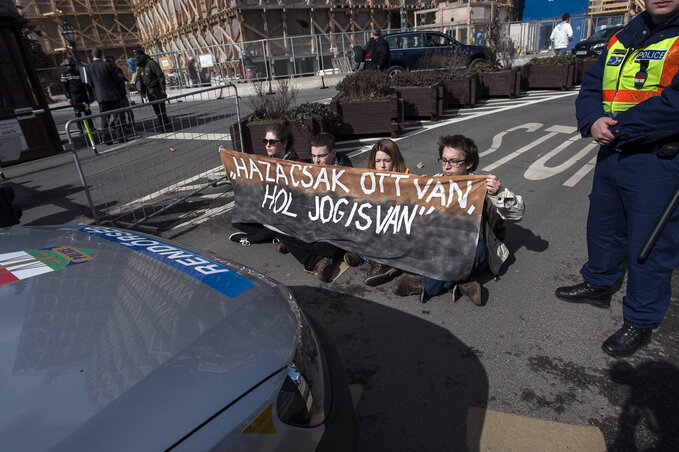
[66, 84, 242, 231]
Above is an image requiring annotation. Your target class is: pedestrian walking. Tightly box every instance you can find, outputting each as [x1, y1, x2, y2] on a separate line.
[105, 55, 135, 132]
[86, 47, 124, 144]
[550, 14, 573, 56]
[135, 49, 173, 132]
[60, 57, 93, 135]
[556, 0, 679, 357]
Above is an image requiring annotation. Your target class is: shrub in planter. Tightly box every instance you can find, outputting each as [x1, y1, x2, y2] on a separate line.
[335, 70, 392, 102]
[524, 55, 576, 90]
[474, 62, 521, 99]
[332, 70, 403, 137]
[392, 70, 446, 120]
[415, 51, 477, 108]
[230, 82, 340, 160]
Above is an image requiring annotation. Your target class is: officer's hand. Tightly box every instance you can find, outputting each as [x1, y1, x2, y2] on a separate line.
[591, 117, 618, 146]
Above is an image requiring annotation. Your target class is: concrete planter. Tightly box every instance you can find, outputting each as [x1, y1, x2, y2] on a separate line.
[524, 63, 576, 90]
[229, 117, 330, 161]
[575, 58, 598, 85]
[478, 69, 521, 99]
[394, 82, 445, 120]
[330, 95, 404, 138]
[443, 74, 478, 108]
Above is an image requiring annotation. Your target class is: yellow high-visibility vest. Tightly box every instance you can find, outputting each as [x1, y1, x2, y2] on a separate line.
[602, 33, 679, 113]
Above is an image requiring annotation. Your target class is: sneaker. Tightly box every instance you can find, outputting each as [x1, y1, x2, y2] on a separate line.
[343, 252, 363, 267]
[229, 232, 250, 246]
[365, 261, 399, 286]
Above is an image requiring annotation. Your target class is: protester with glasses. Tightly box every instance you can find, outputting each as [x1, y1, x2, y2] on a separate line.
[393, 134, 525, 305]
[275, 133, 354, 282]
[228, 120, 300, 246]
[343, 139, 410, 286]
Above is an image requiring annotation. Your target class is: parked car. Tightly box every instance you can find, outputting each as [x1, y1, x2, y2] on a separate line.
[0, 225, 357, 451]
[571, 25, 625, 58]
[359, 31, 489, 76]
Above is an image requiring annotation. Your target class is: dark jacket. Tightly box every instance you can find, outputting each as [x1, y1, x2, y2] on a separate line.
[86, 59, 122, 103]
[136, 55, 166, 100]
[334, 152, 353, 167]
[576, 10, 679, 149]
[60, 68, 90, 104]
[371, 36, 390, 70]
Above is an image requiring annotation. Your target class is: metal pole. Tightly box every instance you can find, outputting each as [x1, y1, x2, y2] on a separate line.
[638, 185, 679, 264]
[291, 36, 298, 77]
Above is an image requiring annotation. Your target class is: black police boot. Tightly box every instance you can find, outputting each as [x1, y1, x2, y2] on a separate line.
[602, 322, 652, 357]
[555, 281, 612, 308]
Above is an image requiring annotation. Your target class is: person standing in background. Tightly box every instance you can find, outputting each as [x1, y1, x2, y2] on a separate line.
[550, 13, 574, 56]
[86, 47, 123, 144]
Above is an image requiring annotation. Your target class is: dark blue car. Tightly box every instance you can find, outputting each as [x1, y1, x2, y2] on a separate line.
[361, 31, 489, 76]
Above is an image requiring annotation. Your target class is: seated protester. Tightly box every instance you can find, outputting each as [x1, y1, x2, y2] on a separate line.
[343, 139, 410, 286]
[228, 120, 300, 246]
[393, 134, 525, 305]
[276, 133, 353, 282]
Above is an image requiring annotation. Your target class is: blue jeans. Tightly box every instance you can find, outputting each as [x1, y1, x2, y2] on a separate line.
[422, 239, 489, 297]
[555, 48, 568, 56]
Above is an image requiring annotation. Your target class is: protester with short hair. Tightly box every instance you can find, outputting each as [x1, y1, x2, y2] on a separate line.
[274, 132, 353, 282]
[393, 134, 525, 305]
[227, 120, 300, 247]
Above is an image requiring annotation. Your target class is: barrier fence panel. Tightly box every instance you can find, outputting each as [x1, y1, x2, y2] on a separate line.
[66, 84, 242, 231]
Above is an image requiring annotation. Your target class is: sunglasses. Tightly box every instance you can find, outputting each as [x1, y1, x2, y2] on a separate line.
[262, 138, 283, 146]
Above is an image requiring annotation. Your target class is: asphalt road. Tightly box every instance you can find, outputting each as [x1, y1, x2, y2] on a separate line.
[3, 83, 678, 451]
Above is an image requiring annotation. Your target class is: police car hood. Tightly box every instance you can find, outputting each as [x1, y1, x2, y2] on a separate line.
[0, 226, 300, 452]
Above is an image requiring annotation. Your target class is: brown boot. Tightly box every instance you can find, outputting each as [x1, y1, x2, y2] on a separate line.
[314, 257, 335, 283]
[393, 276, 424, 297]
[276, 242, 289, 254]
[458, 280, 482, 306]
[365, 261, 399, 286]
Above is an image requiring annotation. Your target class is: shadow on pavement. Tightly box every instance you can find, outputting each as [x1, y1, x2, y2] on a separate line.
[290, 285, 488, 451]
[609, 360, 679, 452]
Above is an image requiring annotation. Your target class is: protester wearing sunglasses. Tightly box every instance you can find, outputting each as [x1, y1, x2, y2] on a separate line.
[228, 120, 300, 246]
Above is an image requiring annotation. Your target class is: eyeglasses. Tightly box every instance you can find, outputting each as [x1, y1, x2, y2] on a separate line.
[438, 157, 466, 167]
[311, 152, 331, 160]
[262, 138, 282, 146]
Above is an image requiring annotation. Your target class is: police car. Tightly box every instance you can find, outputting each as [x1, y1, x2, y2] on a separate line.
[0, 225, 357, 451]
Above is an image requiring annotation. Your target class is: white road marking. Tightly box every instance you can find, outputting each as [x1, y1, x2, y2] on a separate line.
[108, 165, 225, 215]
[563, 154, 598, 187]
[483, 124, 578, 172]
[480, 123, 543, 158]
[524, 136, 597, 180]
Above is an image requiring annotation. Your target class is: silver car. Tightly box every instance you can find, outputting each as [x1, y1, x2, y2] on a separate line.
[0, 225, 357, 451]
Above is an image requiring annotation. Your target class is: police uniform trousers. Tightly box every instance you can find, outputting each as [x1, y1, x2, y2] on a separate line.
[581, 147, 679, 328]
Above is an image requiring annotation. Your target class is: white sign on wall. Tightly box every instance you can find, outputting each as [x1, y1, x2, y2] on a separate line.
[199, 54, 214, 68]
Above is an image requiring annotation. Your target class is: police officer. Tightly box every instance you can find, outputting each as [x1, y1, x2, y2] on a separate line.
[556, 0, 679, 357]
[60, 58, 92, 134]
